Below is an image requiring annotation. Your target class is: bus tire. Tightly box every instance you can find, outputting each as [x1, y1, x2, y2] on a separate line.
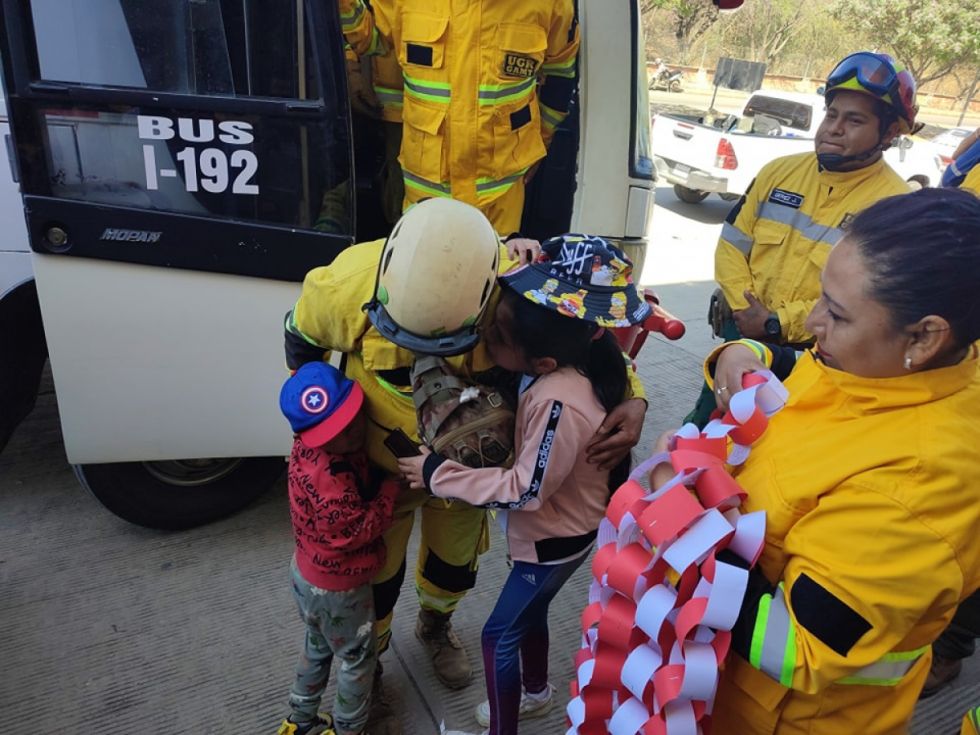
[0, 281, 48, 454]
[674, 184, 710, 203]
[73, 457, 285, 530]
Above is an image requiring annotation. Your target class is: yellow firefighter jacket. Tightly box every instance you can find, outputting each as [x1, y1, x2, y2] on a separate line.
[961, 163, 980, 196]
[715, 152, 909, 344]
[338, 0, 579, 205]
[963, 707, 980, 735]
[705, 346, 980, 734]
[286, 239, 645, 474]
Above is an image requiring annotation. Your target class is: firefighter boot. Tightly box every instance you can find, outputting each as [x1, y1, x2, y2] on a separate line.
[415, 608, 472, 689]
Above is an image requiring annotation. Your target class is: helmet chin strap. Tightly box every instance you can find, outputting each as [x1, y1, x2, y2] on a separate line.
[817, 138, 885, 171]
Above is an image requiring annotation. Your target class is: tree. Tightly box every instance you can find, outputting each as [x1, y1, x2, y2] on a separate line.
[642, 0, 721, 63]
[716, 0, 808, 68]
[832, 0, 980, 86]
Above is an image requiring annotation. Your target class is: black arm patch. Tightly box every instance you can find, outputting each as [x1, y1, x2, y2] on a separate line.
[725, 177, 755, 225]
[539, 73, 576, 113]
[765, 343, 799, 381]
[406, 43, 433, 66]
[790, 573, 871, 656]
[510, 104, 532, 131]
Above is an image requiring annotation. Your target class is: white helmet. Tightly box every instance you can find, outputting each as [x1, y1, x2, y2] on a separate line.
[366, 198, 501, 355]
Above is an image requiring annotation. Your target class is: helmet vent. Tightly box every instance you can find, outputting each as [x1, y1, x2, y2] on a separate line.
[382, 247, 394, 275]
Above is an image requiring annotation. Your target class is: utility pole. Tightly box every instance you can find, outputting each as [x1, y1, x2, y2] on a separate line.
[959, 67, 980, 127]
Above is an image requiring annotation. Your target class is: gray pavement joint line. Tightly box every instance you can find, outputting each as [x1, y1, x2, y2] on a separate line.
[388, 637, 441, 731]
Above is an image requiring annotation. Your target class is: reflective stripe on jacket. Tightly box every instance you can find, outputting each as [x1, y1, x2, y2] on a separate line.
[338, 0, 579, 205]
[708, 347, 980, 734]
[372, 47, 404, 123]
[715, 152, 909, 343]
[962, 705, 980, 735]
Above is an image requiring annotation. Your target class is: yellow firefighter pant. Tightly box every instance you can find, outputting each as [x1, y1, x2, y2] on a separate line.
[373, 484, 489, 651]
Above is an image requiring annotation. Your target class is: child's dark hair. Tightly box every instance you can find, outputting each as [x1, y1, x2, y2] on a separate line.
[500, 287, 628, 413]
[846, 187, 980, 350]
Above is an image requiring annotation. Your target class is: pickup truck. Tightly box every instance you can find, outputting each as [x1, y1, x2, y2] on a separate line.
[651, 90, 944, 203]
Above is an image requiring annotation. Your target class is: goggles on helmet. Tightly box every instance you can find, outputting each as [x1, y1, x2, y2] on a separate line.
[825, 52, 916, 128]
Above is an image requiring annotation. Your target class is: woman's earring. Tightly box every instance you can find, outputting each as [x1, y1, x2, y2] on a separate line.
[904, 354, 912, 370]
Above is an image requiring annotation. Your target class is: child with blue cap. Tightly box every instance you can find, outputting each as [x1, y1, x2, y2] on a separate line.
[277, 362, 401, 735]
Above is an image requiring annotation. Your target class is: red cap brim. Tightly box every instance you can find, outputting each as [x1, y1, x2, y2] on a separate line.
[299, 381, 364, 448]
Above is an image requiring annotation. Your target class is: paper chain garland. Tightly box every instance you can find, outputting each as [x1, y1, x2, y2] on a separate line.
[567, 371, 789, 735]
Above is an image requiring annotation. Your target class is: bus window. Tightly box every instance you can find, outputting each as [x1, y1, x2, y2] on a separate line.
[29, 0, 320, 100]
[19, 0, 348, 234]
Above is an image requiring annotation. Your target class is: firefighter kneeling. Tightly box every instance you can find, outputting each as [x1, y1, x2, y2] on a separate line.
[284, 197, 650, 731]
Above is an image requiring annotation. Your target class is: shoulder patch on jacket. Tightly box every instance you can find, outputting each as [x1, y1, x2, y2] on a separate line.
[768, 188, 804, 209]
[790, 572, 871, 656]
[502, 53, 539, 78]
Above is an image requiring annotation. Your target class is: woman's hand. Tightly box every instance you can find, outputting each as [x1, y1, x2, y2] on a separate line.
[506, 238, 541, 266]
[712, 343, 767, 412]
[587, 397, 647, 471]
[650, 427, 679, 489]
[397, 446, 432, 491]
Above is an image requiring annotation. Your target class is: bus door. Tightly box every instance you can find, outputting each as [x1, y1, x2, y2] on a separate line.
[0, 0, 354, 527]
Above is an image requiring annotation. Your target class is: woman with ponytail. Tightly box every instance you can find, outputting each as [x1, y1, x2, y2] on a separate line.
[398, 235, 650, 735]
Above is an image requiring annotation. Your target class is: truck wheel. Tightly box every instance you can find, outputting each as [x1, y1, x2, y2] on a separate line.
[907, 175, 929, 191]
[73, 457, 285, 530]
[674, 185, 710, 204]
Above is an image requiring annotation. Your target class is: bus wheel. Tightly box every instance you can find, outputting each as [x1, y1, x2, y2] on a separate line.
[674, 185, 710, 203]
[73, 457, 285, 530]
[0, 281, 48, 454]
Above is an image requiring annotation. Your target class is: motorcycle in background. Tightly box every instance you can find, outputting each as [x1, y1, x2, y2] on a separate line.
[649, 65, 683, 93]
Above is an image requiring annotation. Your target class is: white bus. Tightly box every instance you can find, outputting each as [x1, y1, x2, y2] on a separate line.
[0, 0, 656, 528]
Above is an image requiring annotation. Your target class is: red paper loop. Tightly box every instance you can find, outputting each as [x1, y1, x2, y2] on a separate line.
[670, 448, 724, 473]
[694, 465, 746, 510]
[589, 645, 628, 690]
[608, 543, 655, 598]
[639, 484, 704, 547]
[597, 594, 639, 650]
[674, 435, 728, 461]
[653, 664, 686, 709]
[608, 479, 648, 525]
[727, 407, 768, 445]
[591, 542, 618, 580]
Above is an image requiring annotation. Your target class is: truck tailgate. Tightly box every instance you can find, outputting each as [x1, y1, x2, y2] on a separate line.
[651, 115, 721, 174]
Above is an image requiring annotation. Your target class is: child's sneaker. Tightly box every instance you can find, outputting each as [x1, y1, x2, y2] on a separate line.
[473, 682, 556, 727]
[276, 713, 335, 735]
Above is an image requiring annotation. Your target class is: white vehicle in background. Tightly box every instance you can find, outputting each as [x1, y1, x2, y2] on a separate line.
[652, 89, 944, 203]
[0, 80, 47, 453]
[931, 126, 974, 167]
[0, 0, 657, 529]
